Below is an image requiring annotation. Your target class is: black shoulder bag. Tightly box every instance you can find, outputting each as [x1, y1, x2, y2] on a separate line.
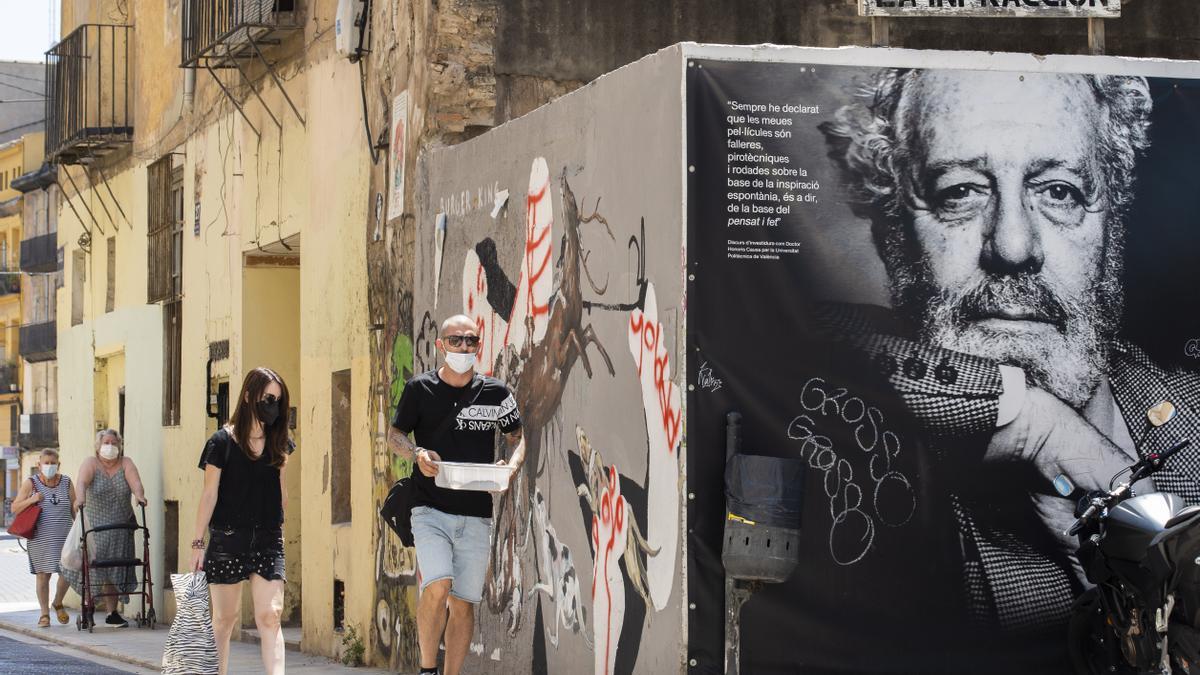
[380, 376, 480, 546]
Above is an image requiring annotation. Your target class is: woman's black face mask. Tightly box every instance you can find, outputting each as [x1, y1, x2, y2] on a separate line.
[256, 394, 281, 426]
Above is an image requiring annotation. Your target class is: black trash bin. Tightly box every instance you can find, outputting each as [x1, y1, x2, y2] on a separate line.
[720, 412, 806, 674]
[721, 413, 805, 583]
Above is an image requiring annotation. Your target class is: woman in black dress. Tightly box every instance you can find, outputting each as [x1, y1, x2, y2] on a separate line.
[189, 367, 294, 675]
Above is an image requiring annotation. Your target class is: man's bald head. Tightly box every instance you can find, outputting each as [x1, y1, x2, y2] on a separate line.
[441, 314, 476, 336]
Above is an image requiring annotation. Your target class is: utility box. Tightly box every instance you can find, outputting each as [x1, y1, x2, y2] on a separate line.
[334, 0, 365, 57]
[412, 42, 1200, 675]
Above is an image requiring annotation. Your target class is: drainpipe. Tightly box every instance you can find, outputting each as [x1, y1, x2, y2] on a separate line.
[184, 69, 196, 113]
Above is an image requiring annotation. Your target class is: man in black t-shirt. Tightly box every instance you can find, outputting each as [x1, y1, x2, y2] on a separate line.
[388, 314, 524, 675]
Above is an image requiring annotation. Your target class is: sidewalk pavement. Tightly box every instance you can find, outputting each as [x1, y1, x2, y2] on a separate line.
[0, 608, 395, 674]
[0, 528, 396, 673]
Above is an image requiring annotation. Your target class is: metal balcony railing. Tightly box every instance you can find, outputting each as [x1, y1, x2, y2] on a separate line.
[45, 24, 133, 166]
[0, 363, 17, 394]
[19, 321, 56, 363]
[181, 0, 299, 68]
[18, 412, 59, 450]
[0, 273, 19, 296]
[20, 233, 58, 274]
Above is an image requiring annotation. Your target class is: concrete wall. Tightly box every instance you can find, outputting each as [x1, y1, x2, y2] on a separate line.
[356, 0, 1200, 155]
[292, 47, 375, 658]
[407, 46, 687, 674]
[494, 0, 1200, 84]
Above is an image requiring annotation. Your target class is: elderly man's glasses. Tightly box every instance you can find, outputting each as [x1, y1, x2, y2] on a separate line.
[443, 335, 481, 348]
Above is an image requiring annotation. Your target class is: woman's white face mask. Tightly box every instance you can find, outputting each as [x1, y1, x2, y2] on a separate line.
[41, 463, 59, 479]
[99, 444, 120, 461]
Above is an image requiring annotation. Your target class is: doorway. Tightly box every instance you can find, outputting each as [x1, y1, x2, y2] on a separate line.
[242, 241, 301, 626]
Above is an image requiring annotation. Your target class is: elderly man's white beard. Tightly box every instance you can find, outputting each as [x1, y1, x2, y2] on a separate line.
[889, 246, 1124, 411]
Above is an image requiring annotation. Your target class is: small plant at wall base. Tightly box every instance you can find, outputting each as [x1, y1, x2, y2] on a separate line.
[340, 624, 366, 667]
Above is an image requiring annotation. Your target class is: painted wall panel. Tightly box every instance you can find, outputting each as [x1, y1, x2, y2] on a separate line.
[403, 47, 688, 674]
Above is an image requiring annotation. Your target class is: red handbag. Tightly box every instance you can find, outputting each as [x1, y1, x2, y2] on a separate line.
[9, 479, 41, 539]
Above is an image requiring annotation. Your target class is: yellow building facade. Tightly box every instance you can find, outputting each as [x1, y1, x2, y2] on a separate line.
[50, 0, 376, 659]
[0, 138, 26, 449]
[1, 132, 49, 521]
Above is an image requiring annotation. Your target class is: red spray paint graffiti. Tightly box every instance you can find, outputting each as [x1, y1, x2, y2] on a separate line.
[591, 465, 627, 675]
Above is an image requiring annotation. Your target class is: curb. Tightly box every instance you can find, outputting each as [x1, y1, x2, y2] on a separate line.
[236, 628, 303, 653]
[0, 616, 161, 671]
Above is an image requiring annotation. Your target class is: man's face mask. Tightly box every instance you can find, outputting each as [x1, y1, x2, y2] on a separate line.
[256, 394, 281, 426]
[444, 351, 477, 374]
[441, 334, 480, 374]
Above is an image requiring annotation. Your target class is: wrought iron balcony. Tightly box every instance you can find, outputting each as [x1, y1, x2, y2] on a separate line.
[19, 412, 59, 450]
[182, 0, 299, 68]
[19, 321, 56, 363]
[0, 363, 17, 394]
[20, 233, 58, 274]
[45, 24, 133, 165]
[0, 272, 19, 296]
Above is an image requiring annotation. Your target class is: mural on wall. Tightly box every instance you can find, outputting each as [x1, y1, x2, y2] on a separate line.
[411, 154, 681, 673]
[626, 283, 682, 611]
[368, 212, 420, 669]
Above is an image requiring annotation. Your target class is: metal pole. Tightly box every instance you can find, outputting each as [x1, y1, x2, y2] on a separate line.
[62, 167, 103, 236]
[724, 579, 759, 675]
[1088, 18, 1105, 55]
[871, 16, 890, 48]
[204, 63, 260, 137]
[248, 36, 306, 125]
[229, 49, 281, 130]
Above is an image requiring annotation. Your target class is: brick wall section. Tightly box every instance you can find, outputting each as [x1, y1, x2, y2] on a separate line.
[429, 0, 500, 141]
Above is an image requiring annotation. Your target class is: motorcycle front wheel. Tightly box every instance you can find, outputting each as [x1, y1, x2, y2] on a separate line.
[1168, 623, 1200, 674]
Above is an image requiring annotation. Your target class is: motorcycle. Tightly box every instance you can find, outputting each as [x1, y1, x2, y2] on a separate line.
[1066, 437, 1200, 674]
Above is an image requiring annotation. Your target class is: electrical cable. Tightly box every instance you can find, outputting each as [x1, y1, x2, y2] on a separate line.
[355, 0, 378, 164]
[0, 77, 47, 98]
[0, 70, 46, 83]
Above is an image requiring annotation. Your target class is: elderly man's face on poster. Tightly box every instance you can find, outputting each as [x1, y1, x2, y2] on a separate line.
[891, 71, 1122, 408]
[687, 52, 1198, 675]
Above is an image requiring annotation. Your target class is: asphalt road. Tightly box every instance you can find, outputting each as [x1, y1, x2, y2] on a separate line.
[0, 633, 137, 673]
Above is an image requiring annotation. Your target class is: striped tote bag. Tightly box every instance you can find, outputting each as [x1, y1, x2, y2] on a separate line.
[162, 572, 219, 675]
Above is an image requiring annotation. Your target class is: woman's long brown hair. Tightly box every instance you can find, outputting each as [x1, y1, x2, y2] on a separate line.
[229, 367, 291, 467]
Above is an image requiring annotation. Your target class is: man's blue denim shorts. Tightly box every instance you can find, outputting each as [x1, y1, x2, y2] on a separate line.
[410, 505, 493, 604]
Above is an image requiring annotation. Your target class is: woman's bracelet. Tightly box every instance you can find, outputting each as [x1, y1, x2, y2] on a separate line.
[190, 538, 206, 550]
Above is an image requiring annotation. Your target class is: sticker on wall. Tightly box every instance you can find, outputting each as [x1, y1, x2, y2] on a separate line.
[387, 90, 409, 222]
[490, 189, 509, 219]
[433, 212, 447, 309]
[194, 200, 201, 236]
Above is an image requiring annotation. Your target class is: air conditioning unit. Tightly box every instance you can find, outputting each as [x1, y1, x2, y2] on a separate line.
[335, 0, 366, 58]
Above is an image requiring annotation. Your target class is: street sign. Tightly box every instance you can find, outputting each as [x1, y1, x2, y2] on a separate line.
[0, 446, 17, 460]
[859, 0, 1120, 18]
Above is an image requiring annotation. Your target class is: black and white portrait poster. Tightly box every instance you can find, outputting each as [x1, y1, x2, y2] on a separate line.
[685, 51, 1200, 674]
